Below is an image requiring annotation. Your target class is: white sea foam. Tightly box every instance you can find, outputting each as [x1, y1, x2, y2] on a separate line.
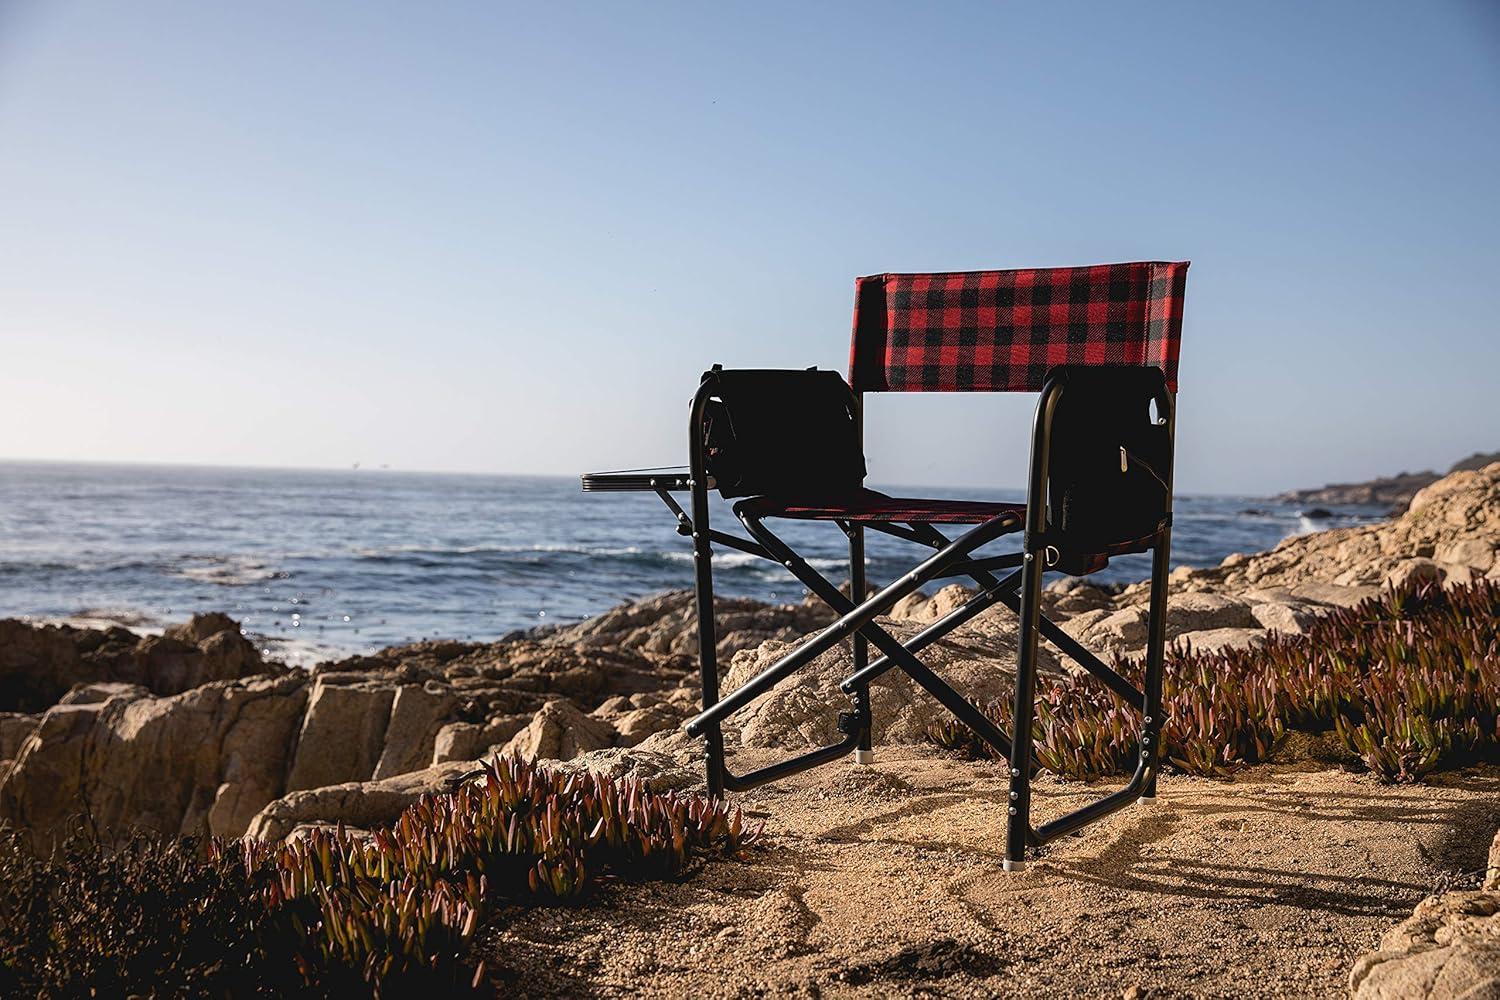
[662, 550, 854, 572]
[352, 543, 647, 559]
[175, 555, 279, 586]
[47, 608, 164, 632]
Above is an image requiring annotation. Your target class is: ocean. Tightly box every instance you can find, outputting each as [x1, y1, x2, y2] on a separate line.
[0, 461, 1389, 665]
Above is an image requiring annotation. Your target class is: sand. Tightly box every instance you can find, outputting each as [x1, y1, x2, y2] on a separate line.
[481, 747, 1500, 998]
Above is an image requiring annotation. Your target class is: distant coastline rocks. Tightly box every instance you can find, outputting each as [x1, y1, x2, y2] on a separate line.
[1275, 450, 1499, 510]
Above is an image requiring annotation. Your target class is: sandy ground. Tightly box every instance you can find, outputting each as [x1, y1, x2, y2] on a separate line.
[481, 747, 1500, 999]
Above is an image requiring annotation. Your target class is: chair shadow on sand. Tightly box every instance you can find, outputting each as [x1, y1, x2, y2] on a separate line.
[787, 763, 1500, 924]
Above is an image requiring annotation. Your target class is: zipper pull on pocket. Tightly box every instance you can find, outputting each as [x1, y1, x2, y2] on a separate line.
[1120, 446, 1129, 473]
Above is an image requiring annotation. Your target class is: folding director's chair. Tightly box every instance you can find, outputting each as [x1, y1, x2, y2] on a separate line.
[582, 261, 1189, 868]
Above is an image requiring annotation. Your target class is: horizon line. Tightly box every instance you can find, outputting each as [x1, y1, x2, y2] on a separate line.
[0, 454, 1323, 501]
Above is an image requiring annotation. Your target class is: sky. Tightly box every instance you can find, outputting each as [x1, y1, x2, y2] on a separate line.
[1, 2, 1497, 495]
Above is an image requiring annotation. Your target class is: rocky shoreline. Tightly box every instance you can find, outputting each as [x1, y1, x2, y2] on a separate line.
[2, 462, 1499, 997]
[1275, 450, 1499, 509]
[0, 592, 833, 845]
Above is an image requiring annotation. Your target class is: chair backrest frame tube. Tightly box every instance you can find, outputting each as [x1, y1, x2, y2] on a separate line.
[687, 379, 727, 796]
[1005, 371, 1177, 863]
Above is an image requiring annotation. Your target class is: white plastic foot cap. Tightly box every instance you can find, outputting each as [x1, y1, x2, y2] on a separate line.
[1137, 795, 1158, 805]
[1002, 858, 1028, 872]
[854, 749, 876, 765]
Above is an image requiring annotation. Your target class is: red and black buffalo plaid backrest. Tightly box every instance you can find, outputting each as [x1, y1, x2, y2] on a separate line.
[848, 262, 1189, 393]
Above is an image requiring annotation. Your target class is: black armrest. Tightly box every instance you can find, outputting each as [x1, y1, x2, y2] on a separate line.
[580, 467, 702, 493]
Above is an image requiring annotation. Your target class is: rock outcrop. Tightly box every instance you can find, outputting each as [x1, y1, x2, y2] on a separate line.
[0, 592, 828, 845]
[548, 590, 831, 662]
[0, 672, 310, 846]
[1275, 450, 1499, 509]
[244, 761, 475, 843]
[501, 698, 617, 761]
[1349, 829, 1500, 999]
[1276, 470, 1445, 509]
[0, 612, 269, 713]
[1133, 462, 1500, 600]
[430, 716, 530, 764]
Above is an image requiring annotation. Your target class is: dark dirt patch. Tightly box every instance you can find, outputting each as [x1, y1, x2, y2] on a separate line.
[832, 938, 1006, 985]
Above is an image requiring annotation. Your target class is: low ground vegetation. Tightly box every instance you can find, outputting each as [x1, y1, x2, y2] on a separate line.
[931, 579, 1500, 782]
[0, 755, 753, 997]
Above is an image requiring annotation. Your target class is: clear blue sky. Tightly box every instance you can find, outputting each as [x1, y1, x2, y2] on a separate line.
[2, 2, 1496, 494]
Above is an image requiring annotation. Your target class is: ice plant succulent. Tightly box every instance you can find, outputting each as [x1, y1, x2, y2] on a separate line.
[928, 580, 1500, 784]
[224, 753, 756, 995]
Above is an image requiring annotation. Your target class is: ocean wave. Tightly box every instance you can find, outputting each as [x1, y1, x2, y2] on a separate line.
[661, 550, 855, 573]
[0, 560, 81, 575]
[63, 607, 163, 629]
[174, 555, 281, 586]
[352, 542, 648, 559]
[0, 557, 166, 576]
[255, 634, 356, 669]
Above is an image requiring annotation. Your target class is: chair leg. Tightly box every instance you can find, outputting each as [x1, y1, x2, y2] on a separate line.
[848, 524, 875, 764]
[1139, 530, 1171, 803]
[1004, 546, 1046, 871]
[690, 484, 727, 798]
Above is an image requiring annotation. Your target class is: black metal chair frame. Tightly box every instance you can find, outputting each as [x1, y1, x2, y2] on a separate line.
[583, 368, 1175, 869]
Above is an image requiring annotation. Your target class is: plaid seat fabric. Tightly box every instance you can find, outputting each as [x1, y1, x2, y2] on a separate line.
[849, 261, 1189, 393]
[738, 489, 1026, 525]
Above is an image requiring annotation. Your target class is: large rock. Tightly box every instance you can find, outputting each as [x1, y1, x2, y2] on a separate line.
[1247, 600, 1324, 635]
[550, 730, 703, 793]
[372, 683, 459, 780]
[551, 590, 830, 662]
[1061, 606, 1149, 662]
[430, 715, 530, 765]
[334, 644, 626, 719]
[0, 589, 779, 843]
[1435, 538, 1496, 573]
[1176, 627, 1266, 653]
[0, 672, 310, 846]
[1056, 597, 1261, 661]
[244, 730, 702, 845]
[591, 692, 686, 747]
[1349, 827, 1500, 999]
[243, 730, 704, 845]
[1489, 828, 1500, 893]
[284, 678, 395, 792]
[609, 703, 685, 747]
[1162, 592, 1259, 633]
[244, 762, 474, 843]
[0, 613, 269, 713]
[889, 585, 979, 624]
[0, 712, 39, 762]
[1349, 892, 1500, 999]
[502, 699, 617, 761]
[1384, 559, 1444, 591]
